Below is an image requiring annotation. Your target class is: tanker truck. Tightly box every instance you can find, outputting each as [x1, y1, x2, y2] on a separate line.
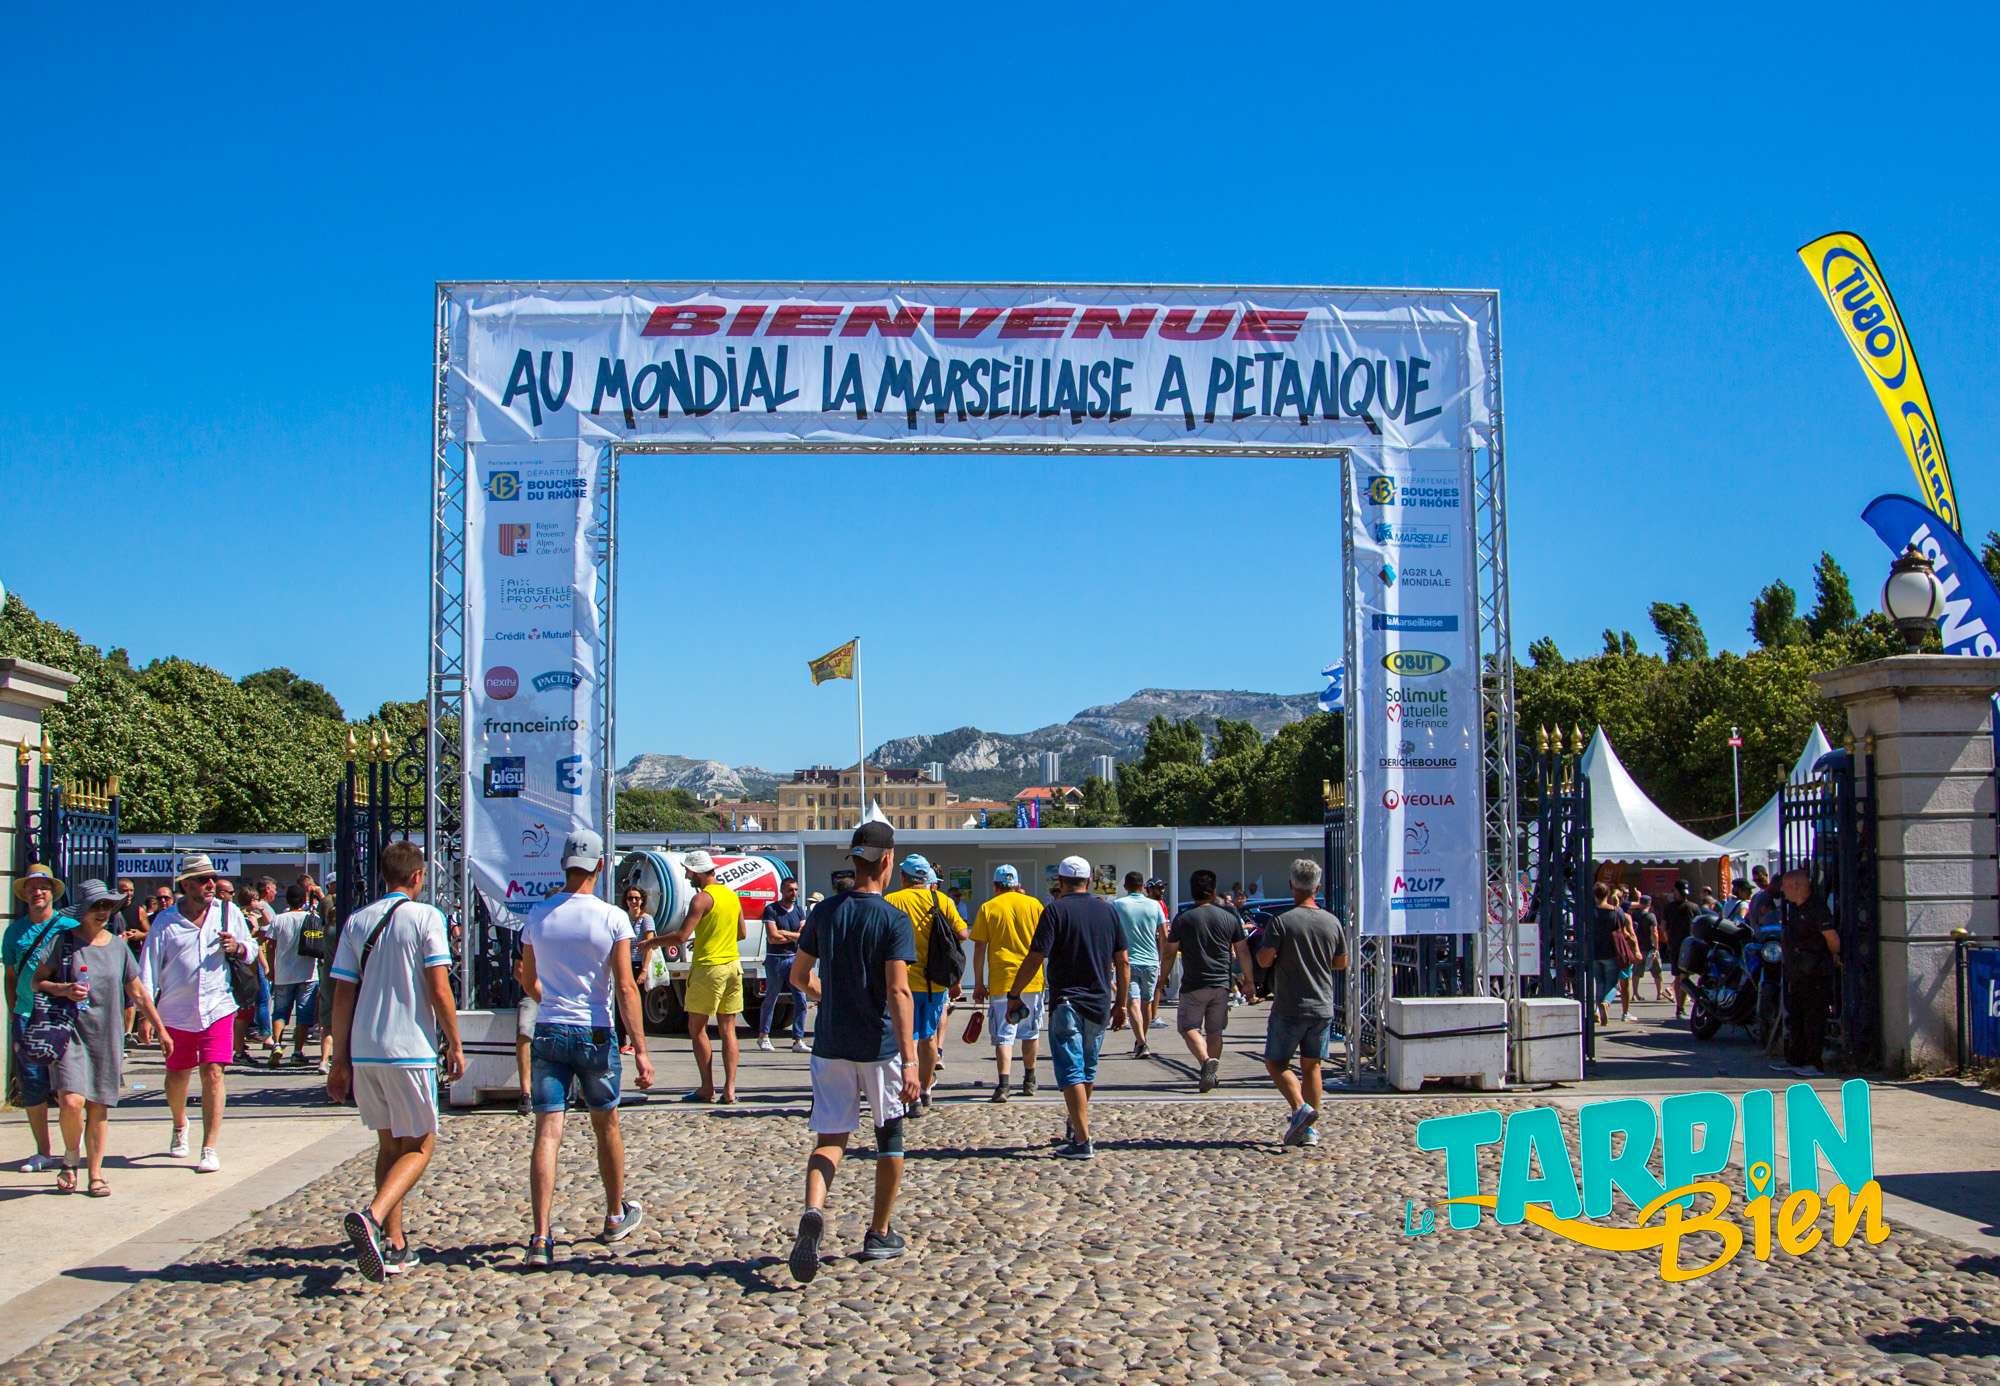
[615, 849, 796, 1033]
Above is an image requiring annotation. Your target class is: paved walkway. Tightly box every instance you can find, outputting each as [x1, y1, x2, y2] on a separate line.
[0, 1002, 1993, 1382]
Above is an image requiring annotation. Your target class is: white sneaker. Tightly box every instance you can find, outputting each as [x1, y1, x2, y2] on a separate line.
[196, 1147, 220, 1174]
[1302, 1127, 1321, 1147]
[756, 1037, 775, 1052]
[790, 1039, 808, 1053]
[168, 1127, 191, 1158]
[19, 1152, 54, 1174]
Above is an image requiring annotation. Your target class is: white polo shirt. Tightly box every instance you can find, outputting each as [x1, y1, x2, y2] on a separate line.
[139, 900, 258, 1033]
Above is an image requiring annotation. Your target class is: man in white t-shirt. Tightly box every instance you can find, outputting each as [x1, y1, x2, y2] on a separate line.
[517, 830, 654, 1269]
[326, 841, 465, 1284]
[264, 883, 320, 1066]
[138, 854, 258, 1173]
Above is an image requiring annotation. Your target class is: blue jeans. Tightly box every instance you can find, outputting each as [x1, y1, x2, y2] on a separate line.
[254, 966, 272, 1035]
[1263, 1008, 1332, 1064]
[1048, 1000, 1106, 1090]
[759, 953, 805, 1039]
[530, 1024, 621, 1113]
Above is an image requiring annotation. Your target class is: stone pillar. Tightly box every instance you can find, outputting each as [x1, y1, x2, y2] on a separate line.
[0, 657, 79, 1107]
[1815, 655, 2000, 1073]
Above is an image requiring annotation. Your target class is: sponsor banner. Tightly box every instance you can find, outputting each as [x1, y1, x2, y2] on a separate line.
[116, 852, 241, 880]
[1352, 454, 1481, 937]
[465, 438, 601, 920]
[1861, 494, 2000, 657]
[450, 284, 1493, 454]
[1798, 233, 1960, 533]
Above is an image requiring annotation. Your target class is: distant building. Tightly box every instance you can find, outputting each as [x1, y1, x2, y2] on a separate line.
[710, 801, 777, 831]
[1090, 754, 1116, 784]
[923, 761, 946, 784]
[952, 797, 1012, 827]
[1039, 751, 1061, 784]
[773, 763, 951, 832]
[1014, 784, 1084, 809]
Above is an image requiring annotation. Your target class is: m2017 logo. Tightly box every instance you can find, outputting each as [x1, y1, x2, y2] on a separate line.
[1390, 873, 1450, 911]
[483, 756, 527, 798]
[533, 671, 583, 693]
[1366, 475, 1397, 505]
[1383, 650, 1451, 677]
[486, 470, 521, 501]
[484, 666, 519, 701]
[555, 755, 587, 795]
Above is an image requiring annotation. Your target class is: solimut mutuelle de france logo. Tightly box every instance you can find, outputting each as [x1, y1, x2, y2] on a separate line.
[1403, 1081, 1891, 1282]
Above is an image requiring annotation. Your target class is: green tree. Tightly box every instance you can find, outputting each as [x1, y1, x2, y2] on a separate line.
[615, 787, 718, 832]
[1601, 629, 1638, 657]
[1648, 602, 1709, 662]
[1982, 531, 2000, 589]
[1249, 712, 1344, 823]
[242, 667, 346, 721]
[1210, 718, 1262, 762]
[1076, 774, 1123, 827]
[1751, 579, 1806, 648]
[1805, 552, 1858, 639]
[1527, 635, 1563, 668]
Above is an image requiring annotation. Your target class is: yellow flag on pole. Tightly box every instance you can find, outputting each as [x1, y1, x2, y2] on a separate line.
[808, 638, 857, 685]
[1798, 231, 1961, 532]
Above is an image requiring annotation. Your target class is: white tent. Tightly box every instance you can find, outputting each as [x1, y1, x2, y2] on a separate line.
[1578, 726, 1733, 863]
[1714, 724, 1834, 872]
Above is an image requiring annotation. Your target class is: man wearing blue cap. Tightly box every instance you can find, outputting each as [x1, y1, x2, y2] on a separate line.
[885, 854, 966, 1113]
[969, 864, 1046, 1100]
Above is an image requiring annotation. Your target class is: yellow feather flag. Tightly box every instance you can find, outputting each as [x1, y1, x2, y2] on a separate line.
[1798, 232, 1960, 533]
[808, 638, 857, 685]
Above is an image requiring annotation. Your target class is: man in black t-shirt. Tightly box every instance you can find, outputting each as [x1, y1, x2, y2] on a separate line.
[787, 821, 920, 1283]
[1777, 869, 1840, 1075]
[1630, 895, 1662, 1002]
[1158, 869, 1256, 1092]
[1656, 881, 1697, 1019]
[1009, 856, 1127, 1161]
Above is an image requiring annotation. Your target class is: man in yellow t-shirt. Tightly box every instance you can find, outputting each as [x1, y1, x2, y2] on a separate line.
[969, 864, 1046, 1101]
[668, 851, 745, 1104]
[884, 854, 966, 1113]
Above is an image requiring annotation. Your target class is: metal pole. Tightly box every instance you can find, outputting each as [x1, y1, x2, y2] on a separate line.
[1954, 927, 1970, 1073]
[1731, 726, 1742, 829]
[601, 446, 619, 902]
[854, 638, 866, 825]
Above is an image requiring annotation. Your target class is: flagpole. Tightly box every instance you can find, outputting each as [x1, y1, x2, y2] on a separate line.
[854, 637, 866, 824]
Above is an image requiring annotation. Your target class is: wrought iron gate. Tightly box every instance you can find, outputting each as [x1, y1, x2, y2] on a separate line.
[13, 736, 120, 887]
[334, 726, 428, 936]
[1778, 747, 1878, 1070]
[1524, 728, 1594, 1058]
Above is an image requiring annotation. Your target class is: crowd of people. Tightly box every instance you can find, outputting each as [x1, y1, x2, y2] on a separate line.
[6, 824, 1346, 1286]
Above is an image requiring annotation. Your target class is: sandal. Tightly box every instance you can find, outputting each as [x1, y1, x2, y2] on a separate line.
[55, 1164, 77, 1194]
[86, 1179, 111, 1198]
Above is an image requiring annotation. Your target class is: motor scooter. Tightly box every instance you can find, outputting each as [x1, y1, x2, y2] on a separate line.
[1683, 912, 1758, 1040]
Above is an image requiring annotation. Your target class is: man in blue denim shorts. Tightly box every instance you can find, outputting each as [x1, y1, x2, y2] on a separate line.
[517, 830, 654, 1268]
[1255, 859, 1347, 1149]
[1008, 856, 1128, 1161]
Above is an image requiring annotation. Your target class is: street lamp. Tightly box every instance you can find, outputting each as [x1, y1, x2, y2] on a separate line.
[1881, 544, 1946, 653]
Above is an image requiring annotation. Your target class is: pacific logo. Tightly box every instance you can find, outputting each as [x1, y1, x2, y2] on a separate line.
[1383, 650, 1451, 677]
[533, 671, 583, 692]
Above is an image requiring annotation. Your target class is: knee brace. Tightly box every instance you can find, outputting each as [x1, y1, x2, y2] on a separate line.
[875, 1116, 905, 1157]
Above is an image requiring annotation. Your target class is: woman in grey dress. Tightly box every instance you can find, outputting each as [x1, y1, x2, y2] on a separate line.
[33, 880, 168, 1196]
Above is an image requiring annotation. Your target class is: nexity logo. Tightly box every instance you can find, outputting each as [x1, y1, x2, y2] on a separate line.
[484, 666, 519, 701]
[1383, 650, 1451, 677]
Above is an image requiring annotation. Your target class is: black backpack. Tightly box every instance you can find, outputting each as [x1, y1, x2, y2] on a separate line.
[922, 888, 966, 989]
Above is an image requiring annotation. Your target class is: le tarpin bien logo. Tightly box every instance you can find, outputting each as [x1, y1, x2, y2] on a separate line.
[1404, 1080, 1890, 1282]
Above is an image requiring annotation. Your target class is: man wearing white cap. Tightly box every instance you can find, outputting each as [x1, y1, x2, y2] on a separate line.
[139, 853, 258, 1173]
[516, 829, 652, 1269]
[4, 864, 75, 1171]
[663, 849, 746, 1104]
[1007, 856, 1128, 1160]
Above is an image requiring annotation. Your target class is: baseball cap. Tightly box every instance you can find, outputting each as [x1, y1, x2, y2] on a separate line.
[562, 829, 605, 871]
[1145, 877, 1165, 889]
[993, 864, 1020, 887]
[848, 820, 894, 863]
[1057, 855, 1091, 881]
[899, 853, 933, 880]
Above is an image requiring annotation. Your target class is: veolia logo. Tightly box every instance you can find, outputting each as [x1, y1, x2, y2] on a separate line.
[1819, 248, 1907, 389]
[1383, 650, 1451, 677]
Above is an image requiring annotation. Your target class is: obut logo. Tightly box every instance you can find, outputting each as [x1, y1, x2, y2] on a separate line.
[1383, 649, 1451, 677]
[1819, 248, 1907, 389]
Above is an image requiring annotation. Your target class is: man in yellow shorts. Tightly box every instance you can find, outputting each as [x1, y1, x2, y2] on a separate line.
[668, 850, 745, 1103]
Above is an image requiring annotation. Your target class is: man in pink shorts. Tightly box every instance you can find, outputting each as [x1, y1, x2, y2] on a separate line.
[138, 853, 257, 1173]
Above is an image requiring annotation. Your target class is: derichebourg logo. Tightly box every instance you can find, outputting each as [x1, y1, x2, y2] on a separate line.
[1383, 649, 1451, 677]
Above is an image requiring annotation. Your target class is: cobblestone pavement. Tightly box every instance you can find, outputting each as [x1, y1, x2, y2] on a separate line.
[7, 1096, 1995, 1384]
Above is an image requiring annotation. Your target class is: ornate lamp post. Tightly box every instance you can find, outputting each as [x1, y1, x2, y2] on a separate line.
[1880, 544, 1946, 653]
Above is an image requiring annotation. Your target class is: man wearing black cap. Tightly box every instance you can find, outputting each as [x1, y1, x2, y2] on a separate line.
[787, 820, 920, 1283]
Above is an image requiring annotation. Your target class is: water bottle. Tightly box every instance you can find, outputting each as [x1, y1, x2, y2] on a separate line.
[75, 956, 91, 1015]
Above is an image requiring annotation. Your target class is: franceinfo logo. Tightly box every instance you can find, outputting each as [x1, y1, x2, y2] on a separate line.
[482, 716, 582, 736]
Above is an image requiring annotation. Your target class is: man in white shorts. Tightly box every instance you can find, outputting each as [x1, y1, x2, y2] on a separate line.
[969, 864, 1046, 1101]
[786, 820, 920, 1283]
[326, 840, 465, 1284]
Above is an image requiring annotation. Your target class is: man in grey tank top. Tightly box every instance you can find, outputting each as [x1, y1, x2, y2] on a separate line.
[1254, 858, 1347, 1149]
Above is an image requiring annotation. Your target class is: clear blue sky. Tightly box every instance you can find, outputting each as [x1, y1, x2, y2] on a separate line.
[5, 4, 1996, 771]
